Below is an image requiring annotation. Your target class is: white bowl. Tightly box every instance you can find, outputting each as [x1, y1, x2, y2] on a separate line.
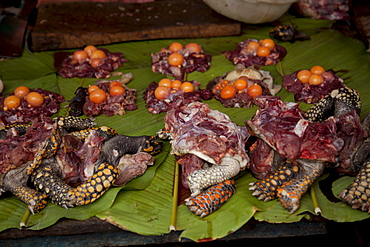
[203, 0, 297, 24]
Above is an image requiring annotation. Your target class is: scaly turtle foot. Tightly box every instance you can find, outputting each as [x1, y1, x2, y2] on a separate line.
[74, 162, 119, 206]
[3, 163, 48, 214]
[250, 159, 325, 213]
[6, 185, 48, 214]
[31, 162, 77, 209]
[339, 161, 370, 212]
[187, 154, 243, 196]
[185, 180, 236, 218]
[249, 160, 299, 202]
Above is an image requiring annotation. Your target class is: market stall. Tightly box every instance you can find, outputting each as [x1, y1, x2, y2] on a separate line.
[0, 0, 370, 245]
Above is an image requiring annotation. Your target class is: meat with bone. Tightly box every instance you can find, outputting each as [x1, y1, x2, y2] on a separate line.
[164, 102, 250, 195]
[247, 96, 343, 162]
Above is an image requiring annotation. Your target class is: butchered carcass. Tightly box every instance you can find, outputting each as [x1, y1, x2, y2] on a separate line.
[164, 102, 250, 196]
[247, 89, 366, 214]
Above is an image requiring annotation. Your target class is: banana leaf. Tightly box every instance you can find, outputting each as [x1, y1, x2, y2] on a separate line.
[0, 13, 370, 242]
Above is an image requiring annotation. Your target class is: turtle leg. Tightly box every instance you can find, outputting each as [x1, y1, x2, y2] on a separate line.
[71, 126, 118, 141]
[306, 86, 361, 122]
[53, 116, 96, 131]
[185, 180, 236, 218]
[305, 93, 335, 122]
[277, 159, 325, 214]
[8, 186, 48, 214]
[339, 161, 370, 213]
[31, 162, 119, 209]
[3, 164, 48, 214]
[249, 159, 324, 213]
[31, 162, 77, 209]
[187, 155, 242, 196]
[73, 162, 119, 206]
[249, 160, 299, 201]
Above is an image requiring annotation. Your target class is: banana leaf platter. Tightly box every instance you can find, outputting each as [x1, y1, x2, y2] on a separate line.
[0, 13, 370, 243]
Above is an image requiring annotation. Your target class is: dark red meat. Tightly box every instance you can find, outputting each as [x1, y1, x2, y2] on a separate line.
[249, 138, 276, 179]
[144, 81, 212, 114]
[335, 110, 368, 174]
[247, 96, 343, 163]
[294, 0, 350, 20]
[114, 152, 154, 186]
[283, 70, 345, 103]
[0, 115, 54, 174]
[56, 134, 84, 185]
[83, 81, 137, 117]
[223, 39, 287, 67]
[57, 48, 128, 79]
[0, 88, 64, 126]
[76, 130, 106, 181]
[151, 47, 211, 80]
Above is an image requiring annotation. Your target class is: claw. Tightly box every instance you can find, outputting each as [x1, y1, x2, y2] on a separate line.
[252, 190, 261, 196]
[3, 164, 48, 214]
[257, 194, 266, 201]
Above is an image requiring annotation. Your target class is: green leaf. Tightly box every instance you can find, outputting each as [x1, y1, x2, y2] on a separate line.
[0, 197, 28, 231]
[0, 51, 56, 80]
[96, 150, 176, 236]
[2, 74, 60, 95]
[27, 187, 121, 230]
